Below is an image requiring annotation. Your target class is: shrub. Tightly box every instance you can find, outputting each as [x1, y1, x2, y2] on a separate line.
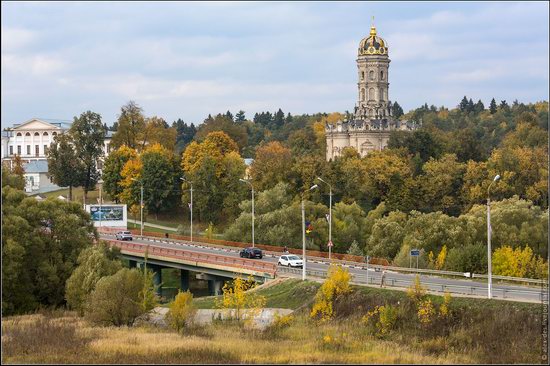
[215, 276, 266, 324]
[406, 275, 427, 305]
[362, 304, 398, 335]
[65, 243, 122, 315]
[85, 268, 148, 326]
[167, 290, 197, 333]
[310, 265, 351, 321]
[439, 292, 452, 318]
[417, 299, 436, 326]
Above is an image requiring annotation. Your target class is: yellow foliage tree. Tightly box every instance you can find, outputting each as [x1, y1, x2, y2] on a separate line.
[167, 290, 197, 332]
[435, 245, 447, 270]
[493, 245, 548, 279]
[310, 265, 351, 322]
[215, 276, 266, 323]
[119, 157, 143, 207]
[249, 141, 292, 191]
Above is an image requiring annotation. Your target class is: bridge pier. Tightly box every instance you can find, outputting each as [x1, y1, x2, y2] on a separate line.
[149, 264, 163, 296]
[180, 269, 190, 292]
[208, 279, 224, 296]
[128, 259, 137, 268]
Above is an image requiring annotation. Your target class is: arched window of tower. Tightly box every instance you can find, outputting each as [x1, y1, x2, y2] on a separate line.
[380, 88, 384, 101]
[369, 70, 374, 80]
[361, 88, 365, 101]
[380, 70, 384, 80]
[361, 71, 365, 80]
[369, 88, 374, 101]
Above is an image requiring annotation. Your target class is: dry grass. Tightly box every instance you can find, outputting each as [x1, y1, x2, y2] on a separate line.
[2, 311, 476, 364]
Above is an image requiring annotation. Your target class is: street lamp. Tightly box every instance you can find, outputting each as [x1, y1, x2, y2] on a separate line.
[98, 179, 104, 228]
[239, 179, 255, 247]
[487, 174, 500, 299]
[316, 177, 333, 260]
[131, 178, 144, 237]
[302, 184, 318, 281]
[180, 177, 193, 243]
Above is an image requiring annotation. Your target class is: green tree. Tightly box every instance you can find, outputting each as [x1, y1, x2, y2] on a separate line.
[391, 101, 404, 118]
[332, 202, 367, 253]
[444, 243, 488, 274]
[2, 164, 24, 190]
[367, 211, 408, 259]
[167, 291, 197, 332]
[249, 141, 292, 191]
[69, 110, 106, 199]
[194, 113, 248, 152]
[65, 243, 122, 315]
[489, 98, 498, 114]
[110, 101, 147, 150]
[2, 186, 96, 315]
[47, 134, 84, 201]
[85, 268, 147, 326]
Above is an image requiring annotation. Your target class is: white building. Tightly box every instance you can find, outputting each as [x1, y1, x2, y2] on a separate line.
[1, 118, 112, 194]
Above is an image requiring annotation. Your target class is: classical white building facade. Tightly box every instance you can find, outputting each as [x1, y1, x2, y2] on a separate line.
[326, 23, 418, 161]
[1, 118, 112, 194]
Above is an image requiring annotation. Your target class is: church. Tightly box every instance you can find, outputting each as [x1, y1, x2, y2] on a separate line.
[325, 22, 418, 161]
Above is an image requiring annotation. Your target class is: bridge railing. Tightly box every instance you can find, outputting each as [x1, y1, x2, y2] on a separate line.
[278, 267, 546, 301]
[104, 239, 277, 278]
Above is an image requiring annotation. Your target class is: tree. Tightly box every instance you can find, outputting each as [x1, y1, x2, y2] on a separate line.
[310, 265, 351, 321]
[474, 100, 485, 114]
[2, 186, 96, 315]
[65, 243, 122, 315]
[367, 210, 408, 259]
[47, 133, 84, 201]
[459, 96, 469, 112]
[492, 245, 547, 279]
[102, 145, 138, 203]
[444, 243, 487, 274]
[1, 164, 24, 190]
[489, 98, 498, 114]
[194, 113, 248, 152]
[347, 240, 364, 256]
[235, 110, 246, 123]
[140, 116, 177, 152]
[249, 141, 292, 191]
[69, 110, 106, 199]
[215, 276, 266, 323]
[167, 290, 197, 332]
[11, 154, 25, 178]
[140, 144, 181, 218]
[110, 101, 146, 150]
[85, 268, 148, 326]
[392, 101, 404, 118]
[331, 202, 367, 253]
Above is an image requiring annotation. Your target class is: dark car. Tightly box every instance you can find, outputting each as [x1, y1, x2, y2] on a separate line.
[240, 247, 263, 259]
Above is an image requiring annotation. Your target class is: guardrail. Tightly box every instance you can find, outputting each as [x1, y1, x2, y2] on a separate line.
[278, 267, 546, 301]
[99, 231, 547, 287]
[104, 239, 277, 278]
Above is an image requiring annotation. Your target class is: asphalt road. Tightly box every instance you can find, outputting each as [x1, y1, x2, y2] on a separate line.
[100, 233, 547, 303]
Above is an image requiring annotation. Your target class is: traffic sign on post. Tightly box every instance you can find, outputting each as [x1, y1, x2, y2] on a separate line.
[327, 240, 333, 247]
[410, 249, 420, 256]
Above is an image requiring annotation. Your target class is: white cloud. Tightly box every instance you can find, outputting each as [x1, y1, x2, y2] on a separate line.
[1, 53, 67, 76]
[1, 27, 36, 51]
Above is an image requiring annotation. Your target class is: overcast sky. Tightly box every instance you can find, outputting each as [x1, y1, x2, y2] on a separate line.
[2, 1, 548, 127]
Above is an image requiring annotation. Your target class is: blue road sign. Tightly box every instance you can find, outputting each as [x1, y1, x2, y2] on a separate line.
[410, 249, 420, 256]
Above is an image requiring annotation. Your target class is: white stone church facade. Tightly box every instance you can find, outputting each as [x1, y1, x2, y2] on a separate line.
[325, 23, 418, 161]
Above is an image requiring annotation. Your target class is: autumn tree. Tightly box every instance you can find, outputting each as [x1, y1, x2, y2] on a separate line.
[102, 145, 138, 203]
[249, 141, 292, 191]
[194, 113, 248, 152]
[140, 116, 177, 152]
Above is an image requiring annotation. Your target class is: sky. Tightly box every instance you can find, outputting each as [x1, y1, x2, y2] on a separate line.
[1, 1, 548, 127]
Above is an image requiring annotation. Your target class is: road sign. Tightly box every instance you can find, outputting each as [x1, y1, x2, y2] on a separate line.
[410, 249, 420, 256]
[327, 240, 333, 247]
[463, 272, 471, 278]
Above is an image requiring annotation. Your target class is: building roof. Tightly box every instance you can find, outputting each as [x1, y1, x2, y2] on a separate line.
[23, 160, 49, 173]
[244, 158, 254, 166]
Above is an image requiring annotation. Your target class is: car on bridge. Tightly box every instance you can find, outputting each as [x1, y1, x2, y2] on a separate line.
[278, 255, 303, 268]
[240, 247, 263, 259]
[116, 231, 133, 241]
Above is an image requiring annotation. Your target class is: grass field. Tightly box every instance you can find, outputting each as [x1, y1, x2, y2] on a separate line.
[2, 278, 544, 364]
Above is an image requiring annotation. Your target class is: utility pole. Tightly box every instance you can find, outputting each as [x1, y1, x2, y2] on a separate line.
[239, 179, 255, 247]
[140, 183, 144, 237]
[302, 184, 318, 281]
[181, 177, 193, 243]
[487, 174, 500, 299]
[316, 177, 333, 260]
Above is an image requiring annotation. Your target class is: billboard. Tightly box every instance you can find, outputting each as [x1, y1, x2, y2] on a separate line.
[85, 204, 127, 227]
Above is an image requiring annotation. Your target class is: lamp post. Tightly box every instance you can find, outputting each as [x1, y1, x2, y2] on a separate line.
[302, 184, 318, 281]
[239, 179, 255, 247]
[180, 177, 193, 243]
[98, 179, 103, 228]
[487, 174, 500, 299]
[316, 177, 333, 260]
[131, 178, 144, 237]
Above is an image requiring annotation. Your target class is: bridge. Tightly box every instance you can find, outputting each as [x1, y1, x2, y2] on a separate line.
[104, 239, 277, 296]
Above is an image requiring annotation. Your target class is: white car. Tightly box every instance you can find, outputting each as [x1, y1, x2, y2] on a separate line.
[278, 255, 304, 268]
[116, 231, 133, 241]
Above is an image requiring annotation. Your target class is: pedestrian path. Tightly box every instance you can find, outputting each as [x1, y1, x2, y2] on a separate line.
[127, 219, 178, 232]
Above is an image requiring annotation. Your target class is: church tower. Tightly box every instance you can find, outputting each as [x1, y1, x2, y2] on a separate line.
[355, 19, 391, 120]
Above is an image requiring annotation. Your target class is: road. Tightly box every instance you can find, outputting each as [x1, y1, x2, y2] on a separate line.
[100, 233, 547, 303]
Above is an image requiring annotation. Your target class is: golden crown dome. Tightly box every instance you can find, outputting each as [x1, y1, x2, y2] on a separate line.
[358, 20, 388, 56]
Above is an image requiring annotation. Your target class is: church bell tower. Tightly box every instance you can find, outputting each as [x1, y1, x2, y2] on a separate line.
[355, 19, 391, 120]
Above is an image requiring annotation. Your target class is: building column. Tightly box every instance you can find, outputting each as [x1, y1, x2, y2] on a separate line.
[180, 269, 190, 292]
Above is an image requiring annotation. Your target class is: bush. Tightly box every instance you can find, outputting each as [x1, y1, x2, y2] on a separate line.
[310, 265, 351, 321]
[215, 276, 266, 324]
[85, 268, 148, 326]
[417, 299, 436, 326]
[406, 275, 427, 305]
[65, 243, 122, 315]
[167, 291, 197, 333]
[363, 304, 398, 335]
